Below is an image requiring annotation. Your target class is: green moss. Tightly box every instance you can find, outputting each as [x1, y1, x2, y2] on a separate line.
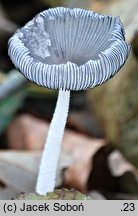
[17, 189, 91, 200]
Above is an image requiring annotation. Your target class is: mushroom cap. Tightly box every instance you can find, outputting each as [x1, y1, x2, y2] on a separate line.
[8, 7, 130, 91]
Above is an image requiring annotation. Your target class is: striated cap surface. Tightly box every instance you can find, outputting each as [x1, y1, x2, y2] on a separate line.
[8, 7, 130, 90]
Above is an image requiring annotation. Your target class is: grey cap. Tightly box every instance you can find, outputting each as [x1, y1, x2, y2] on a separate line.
[8, 7, 130, 91]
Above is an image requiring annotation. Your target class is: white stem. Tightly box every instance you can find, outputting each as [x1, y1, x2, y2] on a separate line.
[36, 89, 70, 195]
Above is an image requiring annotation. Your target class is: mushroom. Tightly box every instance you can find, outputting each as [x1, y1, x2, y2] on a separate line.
[8, 7, 130, 195]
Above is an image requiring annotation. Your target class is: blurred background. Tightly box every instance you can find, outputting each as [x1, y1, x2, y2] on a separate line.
[0, 0, 138, 200]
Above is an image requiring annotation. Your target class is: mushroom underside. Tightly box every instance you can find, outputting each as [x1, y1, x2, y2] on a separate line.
[21, 14, 115, 66]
